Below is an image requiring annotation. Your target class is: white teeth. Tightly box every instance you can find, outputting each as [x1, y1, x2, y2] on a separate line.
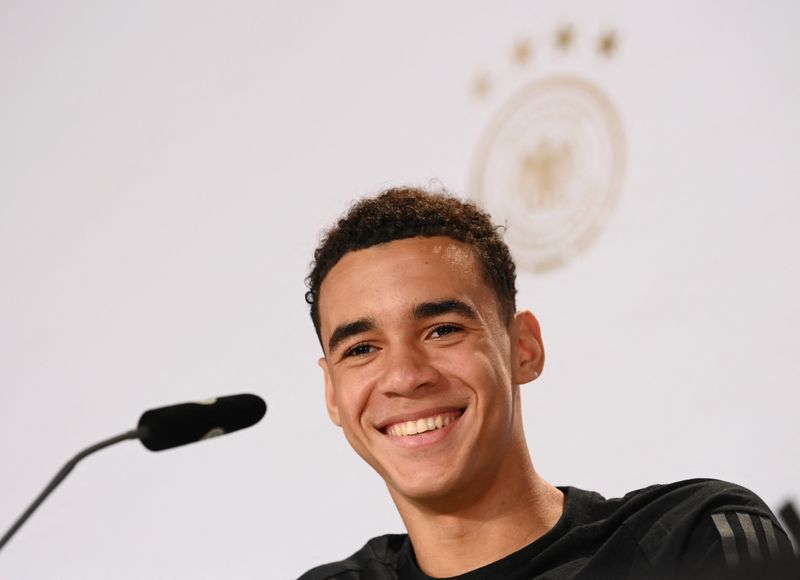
[386, 413, 458, 437]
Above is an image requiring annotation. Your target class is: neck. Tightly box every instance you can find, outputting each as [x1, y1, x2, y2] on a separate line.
[390, 441, 564, 578]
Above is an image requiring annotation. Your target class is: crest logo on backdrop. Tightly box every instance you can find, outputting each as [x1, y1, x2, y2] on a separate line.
[469, 26, 626, 273]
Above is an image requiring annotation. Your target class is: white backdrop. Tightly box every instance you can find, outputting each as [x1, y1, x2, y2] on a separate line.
[1, 1, 799, 578]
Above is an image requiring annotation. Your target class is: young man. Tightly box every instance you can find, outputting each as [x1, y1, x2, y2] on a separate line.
[300, 187, 794, 579]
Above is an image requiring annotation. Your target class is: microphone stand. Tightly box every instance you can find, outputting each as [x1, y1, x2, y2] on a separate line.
[0, 429, 141, 552]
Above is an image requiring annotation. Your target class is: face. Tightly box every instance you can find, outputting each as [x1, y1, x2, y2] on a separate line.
[317, 236, 543, 506]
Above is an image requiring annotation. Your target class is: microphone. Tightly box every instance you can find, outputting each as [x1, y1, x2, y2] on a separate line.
[0, 393, 267, 552]
[138, 394, 267, 451]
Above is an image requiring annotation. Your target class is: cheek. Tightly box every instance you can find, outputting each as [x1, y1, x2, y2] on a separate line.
[438, 346, 515, 420]
[439, 337, 512, 385]
[333, 370, 387, 470]
[332, 368, 379, 428]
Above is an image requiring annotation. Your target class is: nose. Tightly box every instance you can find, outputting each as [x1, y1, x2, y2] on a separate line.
[378, 342, 441, 397]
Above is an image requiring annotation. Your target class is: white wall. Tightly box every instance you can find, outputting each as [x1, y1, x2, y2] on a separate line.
[1, 1, 798, 578]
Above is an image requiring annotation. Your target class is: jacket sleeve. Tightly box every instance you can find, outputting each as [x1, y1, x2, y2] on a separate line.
[680, 507, 796, 578]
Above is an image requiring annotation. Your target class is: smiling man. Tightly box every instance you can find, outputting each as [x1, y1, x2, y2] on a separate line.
[299, 187, 794, 580]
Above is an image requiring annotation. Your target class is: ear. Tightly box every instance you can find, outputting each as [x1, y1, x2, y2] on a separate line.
[319, 357, 342, 426]
[510, 310, 545, 385]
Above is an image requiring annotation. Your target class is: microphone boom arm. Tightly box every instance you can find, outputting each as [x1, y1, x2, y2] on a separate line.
[0, 428, 141, 552]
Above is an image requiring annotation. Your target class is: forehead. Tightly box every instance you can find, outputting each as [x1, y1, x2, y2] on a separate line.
[317, 236, 495, 333]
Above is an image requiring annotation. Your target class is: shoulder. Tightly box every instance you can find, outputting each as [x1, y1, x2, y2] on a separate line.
[297, 534, 409, 580]
[564, 479, 772, 531]
[620, 478, 768, 506]
[619, 479, 795, 577]
[623, 478, 787, 539]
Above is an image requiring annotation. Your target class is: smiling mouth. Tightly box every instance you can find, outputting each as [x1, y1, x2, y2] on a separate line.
[382, 411, 463, 437]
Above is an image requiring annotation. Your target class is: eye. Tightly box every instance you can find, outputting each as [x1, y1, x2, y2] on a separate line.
[343, 342, 376, 358]
[429, 324, 463, 339]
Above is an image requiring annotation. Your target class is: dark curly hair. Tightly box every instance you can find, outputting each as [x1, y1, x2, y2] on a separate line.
[305, 186, 518, 342]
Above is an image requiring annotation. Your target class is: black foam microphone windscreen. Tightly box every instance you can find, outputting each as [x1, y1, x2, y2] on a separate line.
[137, 394, 267, 451]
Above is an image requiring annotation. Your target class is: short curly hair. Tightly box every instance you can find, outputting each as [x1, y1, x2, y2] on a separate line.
[305, 186, 518, 342]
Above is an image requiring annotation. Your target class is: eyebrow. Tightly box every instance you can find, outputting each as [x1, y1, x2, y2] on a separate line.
[412, 299, 479, 321]
[328, 318, 375, 354]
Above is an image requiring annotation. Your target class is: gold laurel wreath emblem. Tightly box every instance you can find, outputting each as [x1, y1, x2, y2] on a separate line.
[470, 75, 626, 272]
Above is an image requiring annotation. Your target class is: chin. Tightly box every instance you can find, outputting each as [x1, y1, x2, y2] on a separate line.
[386, 471, 467, 505]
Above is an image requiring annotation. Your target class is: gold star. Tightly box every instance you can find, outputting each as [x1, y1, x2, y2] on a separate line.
[513, 39, 533, 66]
[598, 31, 618, 57]
[555, 25, 574, 51]
[472, 73, 492, 99]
